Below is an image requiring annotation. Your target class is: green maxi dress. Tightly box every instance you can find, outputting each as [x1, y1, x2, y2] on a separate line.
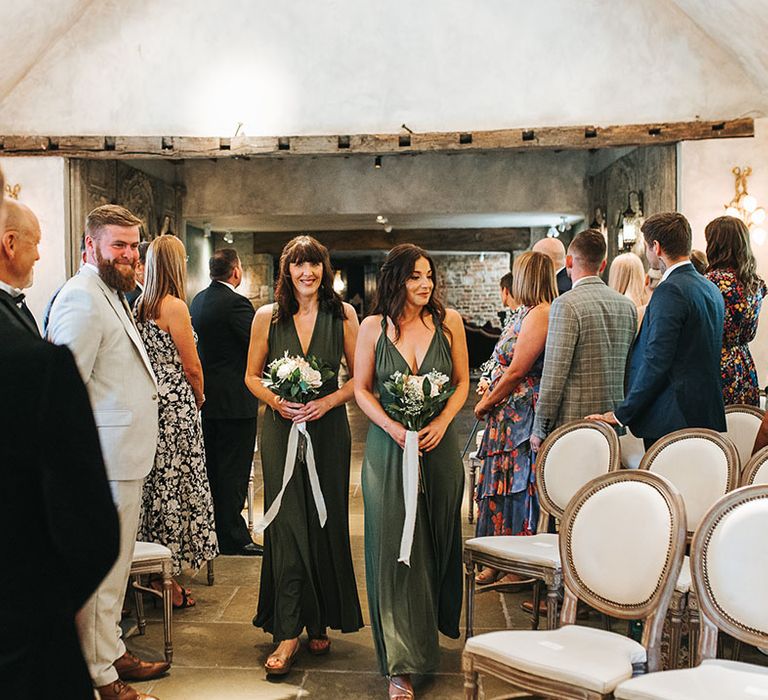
[362, 317, 464, 676]
[254, 307, 363, 641]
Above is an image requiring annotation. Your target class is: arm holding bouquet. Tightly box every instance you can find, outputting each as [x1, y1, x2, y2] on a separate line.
[474, 304, 548, 420]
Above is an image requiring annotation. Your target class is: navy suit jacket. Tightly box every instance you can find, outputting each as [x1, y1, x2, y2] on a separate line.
[556, 267, 572, 295]
[614, 263, 726, 442]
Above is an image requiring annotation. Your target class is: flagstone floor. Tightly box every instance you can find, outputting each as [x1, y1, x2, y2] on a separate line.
[126, 384, 766, 699]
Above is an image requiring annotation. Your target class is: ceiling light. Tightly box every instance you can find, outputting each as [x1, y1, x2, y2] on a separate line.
[223, 231, 234, 244]
[376, 215, 388, 224]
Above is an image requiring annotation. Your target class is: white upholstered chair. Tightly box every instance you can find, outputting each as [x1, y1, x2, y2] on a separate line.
[725, 404, 764, 469]
[741, 445, 768, 487]
[615, 484, 768, 699]
[463, 470, 687, 700]
[130, 541, 174, 662]
[619, 428, 646, 469]
[639, 429, 739, 669]
[463, 420, 621, 635]
[466, 429, 484, 524]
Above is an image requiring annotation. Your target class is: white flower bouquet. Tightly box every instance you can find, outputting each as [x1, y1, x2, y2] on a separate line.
[263, 351, 334, 403]
[382, 368, 455, 566]
[256, 352, 334, 536]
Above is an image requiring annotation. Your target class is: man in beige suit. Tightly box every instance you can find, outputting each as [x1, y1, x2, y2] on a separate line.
[531, 229, 637, 451]
[48, 206, 166, 700]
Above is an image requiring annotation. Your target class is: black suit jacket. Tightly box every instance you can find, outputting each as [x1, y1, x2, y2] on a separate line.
[0, 288, 40, 337]
[0, 318, 119, 695]
[615, 264, 726, 442]
[125, 283, 143, 308]
[556, 267, 572, 295]
[190, 281, 258, 419]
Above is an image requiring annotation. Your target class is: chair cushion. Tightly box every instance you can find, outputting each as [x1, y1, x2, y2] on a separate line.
[674, 556, 691, 593]
[465, 625, 646, 694]
[614, 659, 768, 699]
[133, 541, 173, 562]
[465, 534, 560, 568]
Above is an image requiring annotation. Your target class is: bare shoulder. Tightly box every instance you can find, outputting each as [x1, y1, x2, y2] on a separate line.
[254, 302, 276, 320]
[443, 308, 464, 331]
[359, 314, 383, 340]
[342, 302, 359, 323]
[528, 303, 551, 321]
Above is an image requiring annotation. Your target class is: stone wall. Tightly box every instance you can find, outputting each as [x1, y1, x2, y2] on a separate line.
[434, 252, 510, 326]
[214, 232, 273, 309]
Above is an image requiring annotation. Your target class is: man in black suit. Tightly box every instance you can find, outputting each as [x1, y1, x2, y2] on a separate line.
[0, 199, 42, 336]
[0, 175, 120, 698]
[191, 249, 262, 556]
[533, 236, 572, 294]
[588, 212, 726, 448]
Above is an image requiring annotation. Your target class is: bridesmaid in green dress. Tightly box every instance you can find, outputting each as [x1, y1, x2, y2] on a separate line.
[245, 235, 363, 676]
[354, 244, 469, 699]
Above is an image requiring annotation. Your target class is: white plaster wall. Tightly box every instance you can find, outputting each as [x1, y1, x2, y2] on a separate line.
[0, 0, 763, 136]
[679, 118, 768, 385]
[0, 157, 68, 328]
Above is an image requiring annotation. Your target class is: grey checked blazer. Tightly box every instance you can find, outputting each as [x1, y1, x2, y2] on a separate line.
[532, 276, 637, 439]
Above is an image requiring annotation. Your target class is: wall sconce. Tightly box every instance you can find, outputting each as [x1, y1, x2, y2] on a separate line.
[724, 166, 766, 245]
[4, 183, 21, 200]
[617, 190, 644, 252]
[333, 269, 346, 294]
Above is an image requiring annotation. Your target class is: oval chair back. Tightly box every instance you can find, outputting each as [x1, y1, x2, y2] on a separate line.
[560, 470, 686, 671]
[741, 445, 768, 486]
[725, 404, 765, 470]
[535, 420, 621, 530]
[639, 429, 739, 542]
[691, 484, 768, 662]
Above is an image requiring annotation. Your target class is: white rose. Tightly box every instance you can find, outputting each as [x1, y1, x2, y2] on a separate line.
[430, 382, 440, 398]
[276, 359, 296, 379]
[406, 375, 425, 401]
[304, 367, 322, 388]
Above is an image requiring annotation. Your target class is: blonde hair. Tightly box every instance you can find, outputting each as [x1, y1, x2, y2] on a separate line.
[86, 204, 142, 240]
[511, 251, 557, 307]
[609, 253, 647, 307]
[136, 235, 187, 322]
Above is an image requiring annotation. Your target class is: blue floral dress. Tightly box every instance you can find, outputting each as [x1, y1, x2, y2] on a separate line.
[475, 306, 542, 537]
[705, 268, 767, 406]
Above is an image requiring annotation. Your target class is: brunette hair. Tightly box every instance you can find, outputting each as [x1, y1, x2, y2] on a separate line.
[136, 235, 187, 322]
[642, 212, 692, 258]
[273, 235, 344, 323]
[370, 243, 446, 341]
[86, 204, 142, 240]
[690, 248, 708, 275]
[499, 271, 514, 293]
[511, 252, 557, 307]
[210, 248, 239, 281]
[705, 216, 763, 293]
[568, 228, 607, 269]
[608, 252, 647, 307]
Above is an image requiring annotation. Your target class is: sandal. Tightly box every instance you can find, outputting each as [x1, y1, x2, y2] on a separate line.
[307, 635, 331, 656]
[388, 675, 414, 699]
[475, 568, 500, 585]
[149, 578, 196, 609]
[265, 640, 300, 676]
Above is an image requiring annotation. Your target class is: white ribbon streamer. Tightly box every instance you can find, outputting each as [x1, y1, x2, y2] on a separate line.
[255, 421, 327, 534]
[398, 430, 420, 566]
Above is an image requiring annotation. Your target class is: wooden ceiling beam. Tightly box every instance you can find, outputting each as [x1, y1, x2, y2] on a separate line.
[0, 117, 753, 159]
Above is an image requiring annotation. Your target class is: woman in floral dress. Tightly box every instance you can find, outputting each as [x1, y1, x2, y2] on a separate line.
[135, 235, 218, 607]
[705, 216, 767, 406]
[473, 251, 556, 584]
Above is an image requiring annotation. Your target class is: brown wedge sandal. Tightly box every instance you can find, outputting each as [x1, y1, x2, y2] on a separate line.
[264, 639, 300, 676]
[387, 675, 415, 699]
[307, 635, 331, 655]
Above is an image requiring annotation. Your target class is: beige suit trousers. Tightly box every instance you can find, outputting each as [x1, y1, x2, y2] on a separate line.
[77, 479, 143, 687]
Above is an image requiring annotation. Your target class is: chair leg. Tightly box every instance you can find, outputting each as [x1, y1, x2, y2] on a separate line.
[247, 469, 255, 532]
[546, 580, 559, 630]
[531, 580, 541, 630]
[133, 575, 146, 635]
[468, 461, 476, 525]
[688, 592, 700, 668]
[464, 557, 476, 639]
[161, 562, 173, 663]
[462, 654, 479, 700]
[667, 591, 685, 670]
[207, 558, 215, 586]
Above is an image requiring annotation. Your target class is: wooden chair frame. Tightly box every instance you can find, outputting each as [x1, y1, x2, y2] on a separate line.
[725, 403, 765, 467]
[740, 445, 768, 487]
[463, 470, 687, 699]
[463, 420, 620, 637]
[131, 556, 173, 663]
[639, 428, 739, 669]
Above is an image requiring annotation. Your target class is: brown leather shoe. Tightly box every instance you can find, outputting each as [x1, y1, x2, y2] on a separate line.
[96, 679, 159, 700]
[114, 651, 170, 681]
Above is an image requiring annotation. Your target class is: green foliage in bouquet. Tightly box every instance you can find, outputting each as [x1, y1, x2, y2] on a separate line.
[382, 369, 456, 431]
[263, 351, 335, 403]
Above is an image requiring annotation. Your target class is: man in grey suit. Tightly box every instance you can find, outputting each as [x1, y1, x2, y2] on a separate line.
[531, 228, 637, 451]
[48, 205, 166, 700]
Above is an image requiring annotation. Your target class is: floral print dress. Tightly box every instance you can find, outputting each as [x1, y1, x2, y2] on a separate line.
[136, 318, 218, 574]
[705, 268, 767, 406]
[475, 306, 543, 537]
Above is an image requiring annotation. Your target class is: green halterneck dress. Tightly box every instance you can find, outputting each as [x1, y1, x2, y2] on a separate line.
[362, 317, 464, 676]
[253, 306, 363, 641]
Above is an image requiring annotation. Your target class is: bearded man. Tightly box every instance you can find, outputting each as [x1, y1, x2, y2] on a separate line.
[48, 205, 167, 700]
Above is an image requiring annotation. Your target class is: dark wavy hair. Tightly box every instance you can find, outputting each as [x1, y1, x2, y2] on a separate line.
[370, 243, 446, 341]
[705, 216, 763, 294]
[273, 235, 344, 323]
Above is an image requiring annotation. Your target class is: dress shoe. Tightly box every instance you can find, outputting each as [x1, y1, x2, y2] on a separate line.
[114, 651, 170, 682]
[97, 679, 159, 700]
[221, 542, 263, 556]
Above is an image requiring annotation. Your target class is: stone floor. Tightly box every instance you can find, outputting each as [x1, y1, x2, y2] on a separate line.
[126, 385, 767, 699]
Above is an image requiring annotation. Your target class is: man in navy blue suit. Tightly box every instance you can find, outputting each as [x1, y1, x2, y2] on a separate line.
[588, 212, 726, 449]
